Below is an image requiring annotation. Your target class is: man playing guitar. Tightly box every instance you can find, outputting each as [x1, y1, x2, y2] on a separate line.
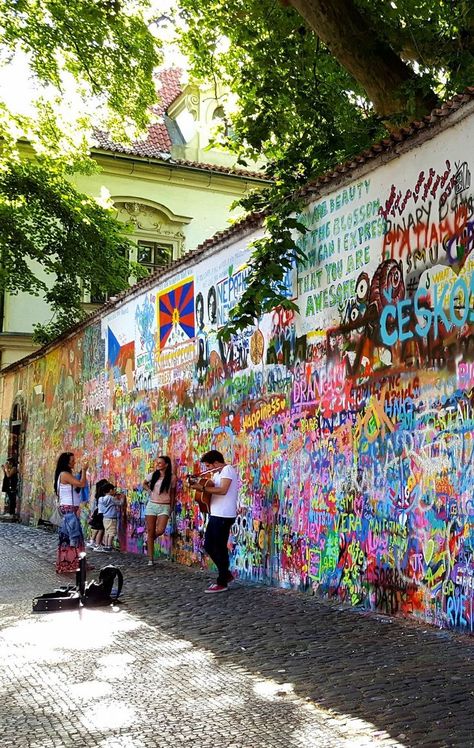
[188, 449, 238, 593]
[187, 472, 214, 515]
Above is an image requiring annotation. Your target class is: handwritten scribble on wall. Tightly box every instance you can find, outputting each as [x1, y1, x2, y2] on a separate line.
[4, 111, 474, 635]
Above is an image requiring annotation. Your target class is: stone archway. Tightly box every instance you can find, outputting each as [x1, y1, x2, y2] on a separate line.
[3, 396, 25, 516]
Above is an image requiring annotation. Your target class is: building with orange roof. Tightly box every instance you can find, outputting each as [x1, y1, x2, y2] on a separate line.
[0, 69, 268, 368]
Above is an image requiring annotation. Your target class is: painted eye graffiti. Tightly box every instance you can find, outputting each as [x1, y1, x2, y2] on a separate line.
[356, 277, 369, 301]
[355, 271, 370, 307]
[350, 306, 360, 322]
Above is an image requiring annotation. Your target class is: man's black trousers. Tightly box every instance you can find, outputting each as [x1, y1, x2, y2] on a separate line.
[204, 515, 235, 586]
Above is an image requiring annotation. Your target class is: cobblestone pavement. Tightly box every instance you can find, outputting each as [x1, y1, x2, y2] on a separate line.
[1, 524, 473, 748]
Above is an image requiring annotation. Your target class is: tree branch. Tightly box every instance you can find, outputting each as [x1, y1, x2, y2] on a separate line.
[286, 0, 438, 123]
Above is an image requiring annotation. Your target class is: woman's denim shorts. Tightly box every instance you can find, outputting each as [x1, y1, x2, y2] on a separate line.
[145, 502, 171, 517]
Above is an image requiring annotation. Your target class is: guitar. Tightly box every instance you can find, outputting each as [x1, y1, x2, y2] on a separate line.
[187, 474, 215, 514]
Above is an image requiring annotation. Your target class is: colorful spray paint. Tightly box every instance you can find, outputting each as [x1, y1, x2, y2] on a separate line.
[3, 108, 474, 634]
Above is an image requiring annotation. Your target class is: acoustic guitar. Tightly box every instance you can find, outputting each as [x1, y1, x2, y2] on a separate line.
[187, 474, 214, 514]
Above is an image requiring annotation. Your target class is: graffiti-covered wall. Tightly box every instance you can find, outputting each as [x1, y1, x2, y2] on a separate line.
[3, 101, 474, 633]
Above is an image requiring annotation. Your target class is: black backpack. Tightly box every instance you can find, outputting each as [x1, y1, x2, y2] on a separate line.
[82, 565, 124, 606]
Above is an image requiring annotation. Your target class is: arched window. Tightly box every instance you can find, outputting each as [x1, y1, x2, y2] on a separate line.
[85, 200, 190, 305]
[212, 106, 233, 138]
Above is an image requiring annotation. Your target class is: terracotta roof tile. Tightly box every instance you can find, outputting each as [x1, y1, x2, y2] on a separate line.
[300, 88, 474, 197]
[92, 67, 268, 180]
[162, 158, 267, 180]
[92, 134, 269, 179]
[94, 122, 172, 158]
[155, 67, 183, 111]
[93, 68, 182, 158]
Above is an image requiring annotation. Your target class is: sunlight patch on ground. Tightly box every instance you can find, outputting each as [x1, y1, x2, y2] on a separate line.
[1, 607, 143, 654]
[150, 646, 211, 671]
[96, 652, 136, 668]
[80, 701, 137, 731]
[1, 604, 407, 747]
[94, 651, 136, 681]
[98, 738, 146, 748]
[69, 680, 113, 700]
[294, 707, 407, 747]
[254, 679, 295, 698]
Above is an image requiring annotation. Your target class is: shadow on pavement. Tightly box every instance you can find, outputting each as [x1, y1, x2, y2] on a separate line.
[2, 524, 473, 747]
[122, 558, 474, 748]
[1, 527, 395, 748]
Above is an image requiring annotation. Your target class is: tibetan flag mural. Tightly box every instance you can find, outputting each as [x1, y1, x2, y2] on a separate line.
[158, 277, 195, 351]
[157, 277, 195, 380]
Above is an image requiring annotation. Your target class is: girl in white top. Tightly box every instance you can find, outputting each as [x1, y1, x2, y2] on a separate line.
[53, 451, 89, 573]
[54, 452, 89, 506]
[142, 455, 176, 567]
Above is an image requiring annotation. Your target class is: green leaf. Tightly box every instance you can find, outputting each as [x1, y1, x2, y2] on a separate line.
[0, 160, 138, 343]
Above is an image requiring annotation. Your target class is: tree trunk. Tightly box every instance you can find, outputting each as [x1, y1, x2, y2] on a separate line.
[287, 0, 438, 124]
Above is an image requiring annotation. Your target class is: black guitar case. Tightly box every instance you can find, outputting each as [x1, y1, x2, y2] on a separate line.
[33, 553, 123, 612]
[32, 584, 81, 612]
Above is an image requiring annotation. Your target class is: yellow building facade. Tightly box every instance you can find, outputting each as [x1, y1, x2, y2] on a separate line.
[0, 71, 267, 368]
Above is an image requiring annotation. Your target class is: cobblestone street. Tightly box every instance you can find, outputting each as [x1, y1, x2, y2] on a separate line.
[1, 524, 473, 748]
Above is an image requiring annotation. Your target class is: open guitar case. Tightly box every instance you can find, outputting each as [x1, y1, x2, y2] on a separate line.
[33, 552, 124, 612]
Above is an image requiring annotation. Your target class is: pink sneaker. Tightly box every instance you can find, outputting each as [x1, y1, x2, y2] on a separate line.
[205, 583, 228, 594]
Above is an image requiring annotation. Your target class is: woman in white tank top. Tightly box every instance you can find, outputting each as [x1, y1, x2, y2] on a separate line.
[53, 451, 89, 573]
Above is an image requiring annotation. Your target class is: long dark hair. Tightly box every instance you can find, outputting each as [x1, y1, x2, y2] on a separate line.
[54, 452, 74, 495]
[95, 479, 113, 500]
[150, 455, 172, 494]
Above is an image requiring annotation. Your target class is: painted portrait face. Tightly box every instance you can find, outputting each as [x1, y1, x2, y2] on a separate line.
[196, 293, 204, 329]
[207, 287, 217, 325]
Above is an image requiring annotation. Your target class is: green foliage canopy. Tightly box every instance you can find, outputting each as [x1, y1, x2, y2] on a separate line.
[0, 0, 161, 343]
[0, 161, 147, 344]
[176, 0, 474, 335]
[0, 0, 160, 150]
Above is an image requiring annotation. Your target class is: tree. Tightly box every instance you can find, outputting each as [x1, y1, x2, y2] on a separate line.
[0, 0, 160, 151]
[176, 0, 474, 335]
[0, 161, 147, 344]
[284, 0, 440, 121]
[0, 0, 161, 341]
